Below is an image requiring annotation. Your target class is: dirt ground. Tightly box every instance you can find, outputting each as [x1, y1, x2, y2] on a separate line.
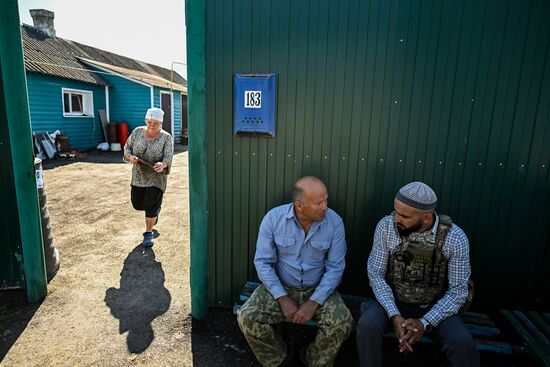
[0, 146, 541, 367]
[1, 146, 192, 366]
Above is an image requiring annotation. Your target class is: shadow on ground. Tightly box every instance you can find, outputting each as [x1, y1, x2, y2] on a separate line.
[0, 290, 42, 362]
[105, 245, 171, 354]
[191, 308, 540, 367]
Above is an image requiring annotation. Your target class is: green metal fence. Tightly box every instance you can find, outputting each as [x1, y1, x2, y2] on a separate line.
[0, 70, 25, 289]
[0, 0, 47, 302]
[190, 0, 550, 313]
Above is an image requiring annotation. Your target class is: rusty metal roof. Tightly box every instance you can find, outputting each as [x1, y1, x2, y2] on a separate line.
[78, 58, 186, 93]
[21, 25, 187, 90]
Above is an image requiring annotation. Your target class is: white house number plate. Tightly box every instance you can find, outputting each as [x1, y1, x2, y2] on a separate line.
[244, 90, 262, 108]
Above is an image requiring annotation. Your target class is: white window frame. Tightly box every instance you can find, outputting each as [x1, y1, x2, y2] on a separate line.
[62, 88, 94, 118]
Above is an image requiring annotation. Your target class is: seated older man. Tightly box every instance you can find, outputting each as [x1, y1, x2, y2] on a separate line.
[237, 176, 353, 367]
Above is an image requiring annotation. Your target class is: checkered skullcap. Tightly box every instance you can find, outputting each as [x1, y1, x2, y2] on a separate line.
[395, 181, 437, 210]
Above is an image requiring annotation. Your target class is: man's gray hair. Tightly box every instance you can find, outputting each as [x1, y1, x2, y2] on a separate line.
[292, 185, 304, 203]
[292, 176, 326, 203]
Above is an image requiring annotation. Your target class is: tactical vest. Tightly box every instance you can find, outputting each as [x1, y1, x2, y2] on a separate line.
[386, 215, 452, 305]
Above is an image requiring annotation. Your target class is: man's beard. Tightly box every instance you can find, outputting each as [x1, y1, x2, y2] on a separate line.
[397, 221, 422, 236]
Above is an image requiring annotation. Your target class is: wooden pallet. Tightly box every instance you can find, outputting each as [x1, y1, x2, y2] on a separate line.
[502, 309, 550, 366]
[233, 281, 513, 354]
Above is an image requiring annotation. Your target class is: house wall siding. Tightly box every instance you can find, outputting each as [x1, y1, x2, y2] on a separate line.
[173, 91, 182, 140]
[90, 70, 152, 132]
[26, 73, 106, 150]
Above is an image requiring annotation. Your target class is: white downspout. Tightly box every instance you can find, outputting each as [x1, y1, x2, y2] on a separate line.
[105, 85, 110, 122]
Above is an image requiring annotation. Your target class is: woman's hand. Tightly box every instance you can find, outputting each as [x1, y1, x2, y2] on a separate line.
[153, 162, 167, 173]
[126, 154, 139, 165]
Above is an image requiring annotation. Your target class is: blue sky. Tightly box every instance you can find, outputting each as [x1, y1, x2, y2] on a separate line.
[18, 0, 187, 79]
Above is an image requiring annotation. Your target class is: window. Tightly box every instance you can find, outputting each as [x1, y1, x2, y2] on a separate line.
[62, 88, 94, 117]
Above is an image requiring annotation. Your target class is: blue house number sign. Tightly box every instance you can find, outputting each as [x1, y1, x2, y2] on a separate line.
[234, 73, 276, 136]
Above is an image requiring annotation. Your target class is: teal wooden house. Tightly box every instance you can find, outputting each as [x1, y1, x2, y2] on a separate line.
[21, 9, 187, 151]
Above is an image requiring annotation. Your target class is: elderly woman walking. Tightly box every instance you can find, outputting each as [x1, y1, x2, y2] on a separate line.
[123, 107, 173, 247]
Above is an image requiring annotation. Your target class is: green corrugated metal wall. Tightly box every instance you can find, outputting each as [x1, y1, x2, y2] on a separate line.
[205, 0, 550, 310]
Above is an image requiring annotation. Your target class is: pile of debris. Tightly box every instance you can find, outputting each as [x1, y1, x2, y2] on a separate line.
[33, 130, 87, 159]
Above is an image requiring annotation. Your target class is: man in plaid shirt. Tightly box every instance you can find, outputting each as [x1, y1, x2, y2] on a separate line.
[356, 182, 479, 367]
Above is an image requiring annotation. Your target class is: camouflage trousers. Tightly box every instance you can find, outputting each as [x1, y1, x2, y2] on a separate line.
[237, 284, 353, 367]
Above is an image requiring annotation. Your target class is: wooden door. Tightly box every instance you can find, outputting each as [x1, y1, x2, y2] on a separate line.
[160, 92, 172, 134]
[181, 94, 188, 144]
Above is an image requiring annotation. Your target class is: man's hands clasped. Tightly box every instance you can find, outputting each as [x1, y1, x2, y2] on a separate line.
[277, 296, 319, 324]
[391, 315, 426, 353]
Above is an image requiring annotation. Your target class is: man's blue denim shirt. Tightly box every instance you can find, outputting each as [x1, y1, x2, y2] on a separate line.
[254, 203, 347, 305]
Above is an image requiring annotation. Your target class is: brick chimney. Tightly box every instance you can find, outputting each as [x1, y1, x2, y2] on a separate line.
[29, 9, 56, 37]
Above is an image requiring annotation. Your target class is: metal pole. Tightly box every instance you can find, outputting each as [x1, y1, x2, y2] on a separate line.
[170, 61, 187, 93]
[186, 0, 208, 319]
[0, 0, 47, 302]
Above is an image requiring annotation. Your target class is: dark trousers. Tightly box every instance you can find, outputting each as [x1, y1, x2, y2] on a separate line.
[131, 185, 163, 218]
[356, 298, 480, 367]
